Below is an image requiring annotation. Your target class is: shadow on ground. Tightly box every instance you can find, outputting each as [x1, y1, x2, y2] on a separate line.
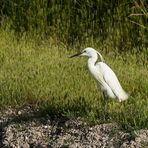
[0, 106, 71, 147]
[0, 106, 147, 148]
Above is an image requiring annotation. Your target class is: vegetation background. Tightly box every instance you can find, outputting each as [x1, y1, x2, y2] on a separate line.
[0, 0, 147, 130]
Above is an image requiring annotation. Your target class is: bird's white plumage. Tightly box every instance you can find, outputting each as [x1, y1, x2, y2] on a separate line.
[96, 62, 128, 101]
[70, 47, 128, 102]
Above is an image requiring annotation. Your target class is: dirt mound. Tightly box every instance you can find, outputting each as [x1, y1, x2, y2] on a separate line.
[0, 107, 148, 148]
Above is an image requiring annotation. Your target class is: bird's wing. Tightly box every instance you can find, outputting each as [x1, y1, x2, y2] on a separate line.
[96, 62, 128, 101]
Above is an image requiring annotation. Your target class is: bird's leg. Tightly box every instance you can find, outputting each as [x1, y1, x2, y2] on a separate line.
[102, 92, 106, 106]
[102, 92, 109, 121]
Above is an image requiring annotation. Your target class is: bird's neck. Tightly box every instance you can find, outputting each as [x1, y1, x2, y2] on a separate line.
[87, 54, 98, 79]
[88, 54, 98, 67]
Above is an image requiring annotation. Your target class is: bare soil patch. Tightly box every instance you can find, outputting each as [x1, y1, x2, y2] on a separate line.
[0, 106, 148, 148]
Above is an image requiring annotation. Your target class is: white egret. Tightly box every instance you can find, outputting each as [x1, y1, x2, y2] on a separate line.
[69, 47, 128, 102]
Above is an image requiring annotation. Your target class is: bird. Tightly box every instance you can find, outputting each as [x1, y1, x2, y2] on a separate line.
[69, 47, 128, 102]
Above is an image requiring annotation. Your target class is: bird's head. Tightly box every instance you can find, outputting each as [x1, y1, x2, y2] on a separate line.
[69, 47, 104, 62]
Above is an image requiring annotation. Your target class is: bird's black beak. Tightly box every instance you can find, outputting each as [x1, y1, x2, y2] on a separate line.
[69, 52, 82, 58]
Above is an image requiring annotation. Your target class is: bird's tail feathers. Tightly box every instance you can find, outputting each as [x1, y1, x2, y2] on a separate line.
[119, 90, 129, 102]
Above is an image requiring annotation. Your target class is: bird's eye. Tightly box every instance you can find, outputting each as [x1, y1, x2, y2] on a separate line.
[83, 50, 86, 52]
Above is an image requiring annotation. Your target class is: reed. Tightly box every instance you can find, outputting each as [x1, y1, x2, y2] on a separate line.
[0, 0, 147, 50]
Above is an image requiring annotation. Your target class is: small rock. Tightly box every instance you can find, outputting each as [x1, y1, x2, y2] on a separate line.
[18, 111, 22, 115]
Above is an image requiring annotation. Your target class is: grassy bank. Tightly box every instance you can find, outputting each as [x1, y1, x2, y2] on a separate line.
[0, 30, 148, 130]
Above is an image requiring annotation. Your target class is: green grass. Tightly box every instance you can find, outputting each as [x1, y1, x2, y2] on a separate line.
[0, 30, 148, 130]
